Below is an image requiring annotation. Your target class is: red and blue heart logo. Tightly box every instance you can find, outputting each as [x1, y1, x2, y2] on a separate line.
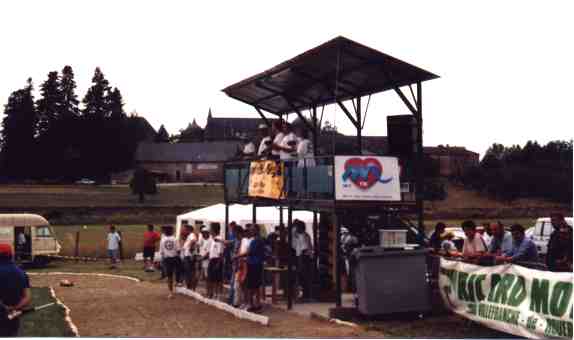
[342, 157, 393, 190]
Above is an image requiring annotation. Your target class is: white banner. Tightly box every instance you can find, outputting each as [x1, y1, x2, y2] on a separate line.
[334, 156, 401, 201]
[439, 258, 573, 339]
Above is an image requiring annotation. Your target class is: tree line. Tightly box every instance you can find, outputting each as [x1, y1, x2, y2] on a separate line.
[459, 140, 573, 203]
[0, 66, 150, 182]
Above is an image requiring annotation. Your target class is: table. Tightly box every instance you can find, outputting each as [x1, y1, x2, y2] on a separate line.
[264, 266, 287, 303]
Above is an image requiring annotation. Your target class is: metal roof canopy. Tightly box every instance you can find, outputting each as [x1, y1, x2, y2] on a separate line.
[222, 36, 438, 117]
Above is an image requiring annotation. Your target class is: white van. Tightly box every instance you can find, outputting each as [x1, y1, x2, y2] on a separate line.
[531, 217, 573, 255]
[0, 214, 61, 265]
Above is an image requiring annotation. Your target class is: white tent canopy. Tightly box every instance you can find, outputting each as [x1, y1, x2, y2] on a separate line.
[176, 203, 317, 238]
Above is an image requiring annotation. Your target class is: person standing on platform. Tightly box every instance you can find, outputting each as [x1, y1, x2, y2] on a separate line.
[270, 121, 285, 160]
[159, 226, 179, 299]
[143, 224, 160, 272]
[257, 124, 273, 159]
[0, 244, 31, 337]
[295, 125, 315, 168]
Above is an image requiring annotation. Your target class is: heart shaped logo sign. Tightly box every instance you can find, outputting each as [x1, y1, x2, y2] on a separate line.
[342, 157, 393, 190]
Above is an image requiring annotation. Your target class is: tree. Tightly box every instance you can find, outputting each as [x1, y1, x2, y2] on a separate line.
[36, 71, 63, 139]
[108, 88, 126, 121]
[155, 125, 170, 143]
[82, 67, 111, 119]
[60, 65, 80, 119]
[0, 78, 38, 179]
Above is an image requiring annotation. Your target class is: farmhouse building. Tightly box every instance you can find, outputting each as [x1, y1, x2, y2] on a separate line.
[423, 145, 479, 177]
[134, 141, 242, 182]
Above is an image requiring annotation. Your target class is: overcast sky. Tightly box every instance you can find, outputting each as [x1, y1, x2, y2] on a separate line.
[1, 1, 572, 158]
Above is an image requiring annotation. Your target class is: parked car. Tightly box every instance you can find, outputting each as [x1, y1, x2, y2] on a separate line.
[531, 217, 573, 256]
[75, 178, 95, 185]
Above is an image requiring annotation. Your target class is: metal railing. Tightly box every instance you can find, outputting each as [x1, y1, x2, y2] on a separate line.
[224, 155, 417, 203]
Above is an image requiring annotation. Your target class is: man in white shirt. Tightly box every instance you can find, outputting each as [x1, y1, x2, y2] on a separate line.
[182, 224, 198, 290]
[207, 223, 224, 299]
[461, 220, 487, 261]
[159, 226, 179, 298]
[278, 123, 298, 161]
[293, 220, 312, 300]
[107, 225, 121, 268]
[199, 227, 212, 281]
[257, 124, 273, 158]
[270, 121, 285, 159]
[242, 139, 256, 159]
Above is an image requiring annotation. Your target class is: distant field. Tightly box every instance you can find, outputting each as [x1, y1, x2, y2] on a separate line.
[0, 184, 223, 208]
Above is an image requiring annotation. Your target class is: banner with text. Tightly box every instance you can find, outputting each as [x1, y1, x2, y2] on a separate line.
[334, 156, 401, 201]
[439, 258, 573, 339]
[248, 160, 284, 199]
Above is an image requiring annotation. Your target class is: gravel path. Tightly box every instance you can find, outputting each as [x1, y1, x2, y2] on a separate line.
[30, 274, 376, 337]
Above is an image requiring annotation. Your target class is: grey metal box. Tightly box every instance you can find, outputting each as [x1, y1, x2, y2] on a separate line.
[354, 247, 431, 315]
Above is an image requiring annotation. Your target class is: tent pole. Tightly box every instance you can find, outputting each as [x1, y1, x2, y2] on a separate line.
[335, 212, 342, 307]
[225, 204, 229, 240]
[312, 211, 318, 300]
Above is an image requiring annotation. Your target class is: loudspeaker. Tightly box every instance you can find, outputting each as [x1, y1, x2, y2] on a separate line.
[387, 115, 418, 157]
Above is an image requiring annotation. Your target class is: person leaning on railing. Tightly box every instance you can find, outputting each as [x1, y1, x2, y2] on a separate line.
[495, 224, 539, 264]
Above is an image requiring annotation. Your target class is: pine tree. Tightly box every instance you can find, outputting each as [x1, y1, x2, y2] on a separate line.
[82, 67, 111, 119]
[108, 87, 126, 120]
[155, 125, 170, 143]
[0, 78, 38, 179]
[36, 71, 63, 139]
[60, 65, 80, 119]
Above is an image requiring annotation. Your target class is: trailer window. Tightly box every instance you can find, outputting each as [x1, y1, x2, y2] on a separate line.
[36, 226, 52, 237]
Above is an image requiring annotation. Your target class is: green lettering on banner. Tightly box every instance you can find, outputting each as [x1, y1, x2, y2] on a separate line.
[526, 316, 538, 330]
[458, 272, 470, 301]
[530, 279, 549, 315]
[467, 274, 477, 302]
[492, 274, 515, 305]
[545, 318, 574, 338]
[488, 274, 501, 302]
[550, 282, 573, 318]
[507, 275, 527, 307]
[475, 274, 487, 301]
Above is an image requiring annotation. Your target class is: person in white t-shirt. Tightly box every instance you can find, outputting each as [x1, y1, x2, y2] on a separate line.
[295, 126, 315, 168]
[270, 121, 285, 159]
[199, 227, 212, 281]
[257, 124, 273, 158]
[461, 220, 487, 262]
[182, 224, 198, 290]
[242, 138, 256, 159]
[236, 223, 253, 308]
[278, 123, 298, 161]
[207, 223, 224, 299]
[107, 225, 121, 268]
[159, 226, 179, 299]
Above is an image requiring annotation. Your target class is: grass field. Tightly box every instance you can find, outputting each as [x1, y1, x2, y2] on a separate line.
[19, 287, 76, 337]
[0, 184, 223, 208]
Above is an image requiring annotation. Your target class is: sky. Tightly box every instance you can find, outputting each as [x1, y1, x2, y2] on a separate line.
[0, 1, 572, 158]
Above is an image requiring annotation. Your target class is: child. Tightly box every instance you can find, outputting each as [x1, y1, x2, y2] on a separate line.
[107, 225, 121, 269]
[159, 225, 179, 299]
[207, 223, 223, 299]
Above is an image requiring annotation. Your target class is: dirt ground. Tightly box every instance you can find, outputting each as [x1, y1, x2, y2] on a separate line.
[30, 274, 376, 337]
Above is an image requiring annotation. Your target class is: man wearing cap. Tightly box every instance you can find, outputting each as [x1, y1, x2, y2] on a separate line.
[0, 244, 31, 336]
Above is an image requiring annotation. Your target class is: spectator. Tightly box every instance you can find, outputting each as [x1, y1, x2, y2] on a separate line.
[293, 220, 313, 301]
[207, 223, 224, 299]
[107, 225, 121, 269]
[440, 231, 457, 255]
[159, 226, 179, 299]
[182, 224, 198, 290]
[478, 224, 491, 248]
[429, 222, 446, 251]
[278, 123, 298, 161]
[461, 220, 487, 260]
[488, 222, 513, 255]
[143, 224, 160, 272]
[341, 227, 359, 292]
[257, 124, 273, 158]
[223, 222, 238, 283]
[245, 224, 265, 312]
[236, 223, 253, 308]
[270, 120, 285, 160]
[229, 225, 244, 307]
[547, 213, 569, 271]
[199, 227, 212, 282]
[0, 244, 31, 336]
[498, 224, 538, 263]
[175, 226, 189, 286]
[548, 224, 573, 272]
[294, 126, 315, 168]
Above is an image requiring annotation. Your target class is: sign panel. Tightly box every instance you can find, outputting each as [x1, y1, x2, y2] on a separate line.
[248, 160, 284, 199]
[334, 156, 401, 201]
[439, 258, 573, 339]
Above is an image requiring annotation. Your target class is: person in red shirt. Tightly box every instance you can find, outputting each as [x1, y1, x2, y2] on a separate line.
[143, 224, 160, 271]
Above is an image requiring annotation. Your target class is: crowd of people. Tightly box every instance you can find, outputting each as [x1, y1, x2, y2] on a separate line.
[428, 213, 573, 271]
[139, 219, 314, 313]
